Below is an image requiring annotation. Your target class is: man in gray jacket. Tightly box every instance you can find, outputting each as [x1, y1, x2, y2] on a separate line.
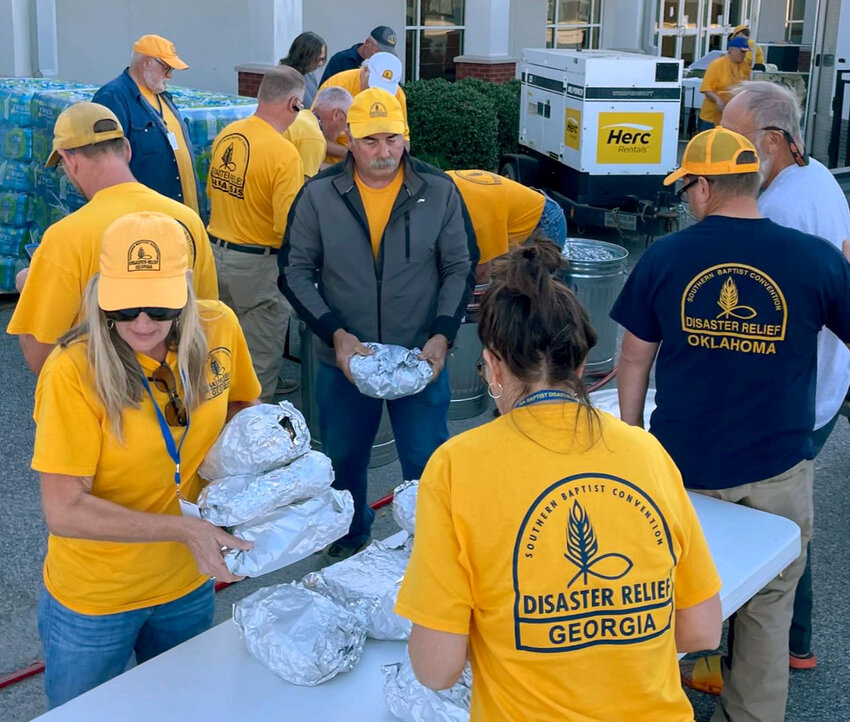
[279, 88, 477, 557]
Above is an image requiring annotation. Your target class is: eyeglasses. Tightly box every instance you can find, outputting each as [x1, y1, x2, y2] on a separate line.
[104, 307, 183, 322]
[759, 126, 806, 167]
[675, 176, 714, 201]
[476, 357, 488, 385]
[148, 362, 188, 427]
[153, 58, 174, 76]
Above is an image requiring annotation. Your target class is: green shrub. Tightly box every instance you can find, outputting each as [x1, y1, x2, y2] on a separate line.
[456, 77, 520, 159]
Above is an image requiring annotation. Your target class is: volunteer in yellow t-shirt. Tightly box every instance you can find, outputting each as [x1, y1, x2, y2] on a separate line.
[207, 66, 305, 401]
[6, 102, 218, 376]
[699, 36, 752, 128]
[730, 25, 765, 69]
[284, 86, 353, 177]
[395, 242, 722, 722]
[33, 211, 260, 709]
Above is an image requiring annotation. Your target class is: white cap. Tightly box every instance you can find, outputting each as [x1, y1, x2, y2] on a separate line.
[368, 52, 402, 95]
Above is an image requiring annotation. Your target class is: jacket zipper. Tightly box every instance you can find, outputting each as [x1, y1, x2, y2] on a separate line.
[404, 211, 411, 262]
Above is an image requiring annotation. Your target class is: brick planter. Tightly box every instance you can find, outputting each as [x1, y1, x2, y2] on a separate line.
[235, 63, 275, 98]
[454, 55, 517, 84]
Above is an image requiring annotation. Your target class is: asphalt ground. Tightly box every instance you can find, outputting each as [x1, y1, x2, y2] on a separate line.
[1, 229, 849, 720]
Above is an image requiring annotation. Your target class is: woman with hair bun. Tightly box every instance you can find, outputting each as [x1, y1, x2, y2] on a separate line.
[396, 241, 723, 721]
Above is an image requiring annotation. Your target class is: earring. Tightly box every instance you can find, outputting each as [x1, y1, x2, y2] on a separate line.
[107, 319, 115, 330]
[487, 382, 503, 400]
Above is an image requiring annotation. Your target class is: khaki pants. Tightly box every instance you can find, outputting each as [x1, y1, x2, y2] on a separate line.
[694, 459, 814, 722]
[212, 244, 289, 402]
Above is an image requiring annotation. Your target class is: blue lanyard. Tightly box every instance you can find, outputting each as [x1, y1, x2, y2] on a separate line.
[140, 368, 190, 491]
[515, 389, 578, 408]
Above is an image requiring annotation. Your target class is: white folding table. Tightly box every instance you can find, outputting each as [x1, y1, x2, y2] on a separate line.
[33, 493, 799, 722]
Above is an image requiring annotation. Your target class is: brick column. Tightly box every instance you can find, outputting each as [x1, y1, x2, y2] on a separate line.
[235, 63, 275, 98]
[454, 55, 517, 84]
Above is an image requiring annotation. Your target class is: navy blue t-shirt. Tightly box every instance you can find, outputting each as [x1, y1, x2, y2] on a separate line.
[611, 215, 850, 490]
[321, 43, 364, 84]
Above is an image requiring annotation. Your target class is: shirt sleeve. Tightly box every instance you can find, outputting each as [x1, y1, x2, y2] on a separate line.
[818, 242, 850, 343]
[395, 448, 474, 635]
[272, 144, 305, 237]
[700, 60, 721, 93]
[221, 305, 262, 402]
[609, 250, 663, 343]
[299, 136, 326, 177]
[188, 219, 219, 301]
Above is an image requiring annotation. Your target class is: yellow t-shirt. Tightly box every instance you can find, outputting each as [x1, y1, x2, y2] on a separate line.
[207, 115, 304, 248]
[314, 69, 410, 164]
[283, 109, 327, 177]
[745, 39, 765, 67]
[700, 55, 751, 125]
[355, 168, 404, 258]
[446, 170, 546, 264]
[396, 404, 721, 722]
[139, 85, 200, 215]
[32, 300, 261, 615]
[6, 182, 218, 344]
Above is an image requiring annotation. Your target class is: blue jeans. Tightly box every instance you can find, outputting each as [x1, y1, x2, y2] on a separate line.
[37, 581, 214, 708]
[534, 195, 567, 249]
[316, 361, 450, 547]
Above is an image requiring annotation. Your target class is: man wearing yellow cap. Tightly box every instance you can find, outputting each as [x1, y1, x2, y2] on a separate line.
[611, 127, 850, 722]
[94, 35, 200, 215]
[7, 102, 218, 375]
[280, 87, 477, 559]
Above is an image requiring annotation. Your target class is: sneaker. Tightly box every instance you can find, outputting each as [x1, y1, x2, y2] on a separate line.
[789, 651, 817, 670]
[326, 540, 370, 560]
[275, 377, 301, 395]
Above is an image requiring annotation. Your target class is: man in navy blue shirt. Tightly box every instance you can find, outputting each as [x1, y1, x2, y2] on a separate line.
[611, 127, 850, 722]
[320, 26, 397, 84]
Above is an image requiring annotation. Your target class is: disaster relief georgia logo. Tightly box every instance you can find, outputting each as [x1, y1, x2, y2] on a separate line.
[210, 133, 250, 200]
[513, 473, 675, 652]
[596, 112, 663, 164]
[680, 264, 788, 354]
[127, 240, 161, 272]
[206, 347, 232, 399]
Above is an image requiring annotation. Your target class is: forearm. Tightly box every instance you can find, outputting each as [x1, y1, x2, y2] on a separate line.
[617, 357, 651, 427]
[227, 398, 259, 421]
[325, 139, 348, 158]
[704, 91, 723, 106]
[20, 334, 54, 375]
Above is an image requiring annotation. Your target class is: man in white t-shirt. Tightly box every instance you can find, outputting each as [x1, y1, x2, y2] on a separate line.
[723, 80, 850, 672]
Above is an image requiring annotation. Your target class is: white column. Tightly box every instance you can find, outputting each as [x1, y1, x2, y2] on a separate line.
[35, 0, 58, 77]
[463, 0, 511, 58]
[0, 0, 35, 76]
[273, 0, 303, 63]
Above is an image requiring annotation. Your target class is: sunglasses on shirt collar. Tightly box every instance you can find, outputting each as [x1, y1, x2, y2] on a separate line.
[104, 307, 183, 322]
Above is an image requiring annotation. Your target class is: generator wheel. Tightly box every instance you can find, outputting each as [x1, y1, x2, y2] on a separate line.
[498, 154, 541, 186]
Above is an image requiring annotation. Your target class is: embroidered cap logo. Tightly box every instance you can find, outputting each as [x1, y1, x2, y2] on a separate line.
[382, 69, 394, 81]
[369, 102, 389, 118]
[126, 240, 161, 272]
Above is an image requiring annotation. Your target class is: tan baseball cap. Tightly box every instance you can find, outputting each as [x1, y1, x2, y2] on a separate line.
[347, 87, 405, 138]
[45, 102, 125, 168]
[98, 211, 189, 311]
[133, 34, 189, 70]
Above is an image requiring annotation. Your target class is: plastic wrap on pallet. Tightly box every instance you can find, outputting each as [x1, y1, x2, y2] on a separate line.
[198, 450, 335, 526]
[0, 255, 25, 292]
[302, 538, 412, 640]
[349, 343, 434, 400]
[0, 192, 32, 227]
[0, 127, 33, 161]
[30, 88, 96, 129]
[233, 582, 366, 686]
[180, 104, 257, 147]
[199, 401, 310, 480]
[392, 479, 419, 535]
[224, 489, 354, 577]
[383, 650, 472, 722]
[0, 224, 28, 256]
[0, 160, 35, 193]
[0, 79, 94, 127]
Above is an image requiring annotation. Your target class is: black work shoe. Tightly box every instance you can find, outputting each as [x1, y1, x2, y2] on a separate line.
[326, 540, 370, 560]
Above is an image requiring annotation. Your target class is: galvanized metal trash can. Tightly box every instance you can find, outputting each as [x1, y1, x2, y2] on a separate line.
[447, 284, 488, 420]
[298, 322, 398, 468]
[561, 239, 629, 374]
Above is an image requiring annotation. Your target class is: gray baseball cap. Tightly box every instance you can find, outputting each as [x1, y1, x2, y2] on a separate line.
[370, 26, 398, 55]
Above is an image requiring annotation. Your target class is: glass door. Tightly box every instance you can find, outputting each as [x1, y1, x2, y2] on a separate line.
[654, 0, 702, 65]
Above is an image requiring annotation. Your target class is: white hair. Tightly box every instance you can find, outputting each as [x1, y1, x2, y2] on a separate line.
[130, 51, 148, 67]
[732, 80, 804, 148]
[313, 86, 353, 112]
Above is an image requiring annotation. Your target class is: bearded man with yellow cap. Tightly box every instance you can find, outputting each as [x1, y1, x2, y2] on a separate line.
[611, 127, 850, 722]
[94, 34, 200, 214]
[280, 87, 478, 559]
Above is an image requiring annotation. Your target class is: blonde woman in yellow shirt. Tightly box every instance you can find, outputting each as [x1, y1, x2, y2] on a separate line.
[33, 211, 260, 708]
[396, 242, 723, 721]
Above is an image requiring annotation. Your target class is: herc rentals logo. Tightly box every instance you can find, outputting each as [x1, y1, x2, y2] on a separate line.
[564, 108, 581, 150]
[596, 112, 663, 164]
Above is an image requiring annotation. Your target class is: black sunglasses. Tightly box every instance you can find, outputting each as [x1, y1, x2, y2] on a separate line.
[104, 307, 182, 322]
[148, 363, 188, 427]
[676, 176, 715, 201]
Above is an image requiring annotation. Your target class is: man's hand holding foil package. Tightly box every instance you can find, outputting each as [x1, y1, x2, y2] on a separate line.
[334, 329, 373, 384]
[419, 334, 448, 380]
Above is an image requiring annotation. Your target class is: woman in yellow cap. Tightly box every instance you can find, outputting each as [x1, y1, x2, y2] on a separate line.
[395, 242, 723, 721]
[32, 211, 261, 707]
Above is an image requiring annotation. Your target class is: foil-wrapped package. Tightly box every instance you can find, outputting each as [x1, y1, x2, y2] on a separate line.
[225, 489, 354, 577]
[349, 343, 434, 400]
[198, 451, 335, 526]
[234, 582, 366, 686]
[302, 539, 411, 640]
[199, 401, 310, 481]
[383, 650, 472, 721]
[393, 479, 419, 535]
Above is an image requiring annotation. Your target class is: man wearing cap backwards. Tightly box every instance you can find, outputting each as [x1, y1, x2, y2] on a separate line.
[94, 34, 200, 214]
[610, 127, 850, 722]
[280, 87, 477, 559]
[320, 25, 398, 84]
[698, 36, 752, 130]
[207, 66, 305, 402]
[7, 102, 217, 375]
[284, 86, 354, 178]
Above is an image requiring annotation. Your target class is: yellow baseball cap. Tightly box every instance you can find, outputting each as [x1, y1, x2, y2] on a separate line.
[45, 102, 125, 167]
[133, 34, 188, 70]
[347, 87, 405, 138]
[98, 211, 189, 311]
[664, 127, 760, 186]
[731, 24, 749, 37]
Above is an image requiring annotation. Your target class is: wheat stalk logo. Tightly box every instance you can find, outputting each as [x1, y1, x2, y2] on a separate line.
[220, 143, 237, 172]
[716, 277, 757, 320]
[564, 501, 633, 587]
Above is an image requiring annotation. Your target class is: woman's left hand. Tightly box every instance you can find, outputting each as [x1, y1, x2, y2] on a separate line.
[179, 517, 254, 583]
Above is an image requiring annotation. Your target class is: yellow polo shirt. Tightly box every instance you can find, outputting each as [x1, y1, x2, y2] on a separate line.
[7, 181, 218, 344]
[396, 404, 721, 722]
[139, 85, 200, 215]
[700, 55, 751, 125]
[355, 168, 404, 258]
[283, 109, 327, 177]
[32, 300, 261, 615]
[207, 114, 304, 248]
[446, 170, 545, 264]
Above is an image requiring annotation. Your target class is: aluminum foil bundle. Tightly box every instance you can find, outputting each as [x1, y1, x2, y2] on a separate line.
[393, 479, 419, 535]
[302, 539, 411, 640]
[199, 401, 310, 480]
[383, 651, 472, 721]
[349, 343, 434, 400]
[224, 489, 354, 577]
[234, 582, 366, 686]
[198, 451, 334, 526]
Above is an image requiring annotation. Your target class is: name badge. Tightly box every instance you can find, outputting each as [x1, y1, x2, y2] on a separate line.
[179, 496, 202, 519]
[167, 130, 179, 150]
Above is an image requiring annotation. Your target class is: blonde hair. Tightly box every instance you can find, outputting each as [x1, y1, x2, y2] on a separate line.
[59, 273, 209, 438]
